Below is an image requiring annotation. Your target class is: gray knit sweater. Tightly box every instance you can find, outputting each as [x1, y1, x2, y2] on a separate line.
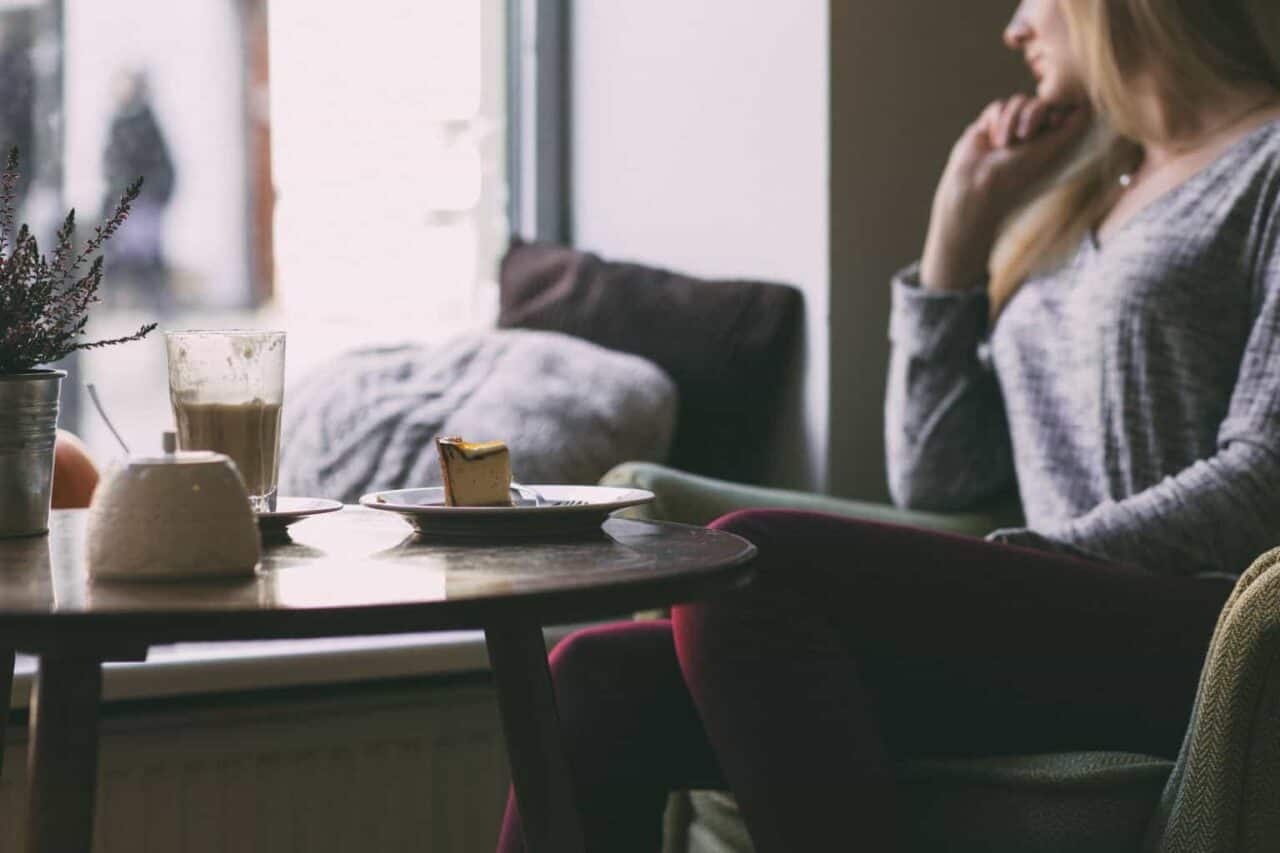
[886, 119, 1280, 575]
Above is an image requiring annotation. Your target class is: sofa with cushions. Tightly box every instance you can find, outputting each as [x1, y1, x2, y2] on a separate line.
[280, 238, 804, 505]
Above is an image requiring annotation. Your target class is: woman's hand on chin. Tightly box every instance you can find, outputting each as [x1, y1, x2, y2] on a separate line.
[920, 95, 1091, 293]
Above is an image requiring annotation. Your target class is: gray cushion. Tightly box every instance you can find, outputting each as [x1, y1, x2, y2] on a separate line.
[280, 329, 676, 503]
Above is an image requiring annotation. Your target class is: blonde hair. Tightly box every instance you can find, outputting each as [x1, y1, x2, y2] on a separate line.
[988, 0, 1280, 316]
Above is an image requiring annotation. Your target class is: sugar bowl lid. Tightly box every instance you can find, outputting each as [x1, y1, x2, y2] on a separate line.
[125, 431, 228, 466]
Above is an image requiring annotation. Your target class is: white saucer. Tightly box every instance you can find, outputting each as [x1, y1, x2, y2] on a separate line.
[257, 497, 344, 533]
[358, 485, 654, 538]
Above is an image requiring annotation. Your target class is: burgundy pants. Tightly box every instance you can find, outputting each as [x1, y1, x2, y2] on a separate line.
[496, 509, 1235, 852]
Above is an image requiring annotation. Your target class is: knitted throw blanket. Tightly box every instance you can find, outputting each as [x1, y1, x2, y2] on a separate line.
[279, 329, 676, 503]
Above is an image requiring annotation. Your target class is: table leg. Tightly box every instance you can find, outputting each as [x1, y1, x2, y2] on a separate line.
[0, 647, 12, 779]
[25, 656, 102, 853]
[485, 622, 586, 853]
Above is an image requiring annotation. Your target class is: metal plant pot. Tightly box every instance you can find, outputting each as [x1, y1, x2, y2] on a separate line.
[0, 369, 66, 537]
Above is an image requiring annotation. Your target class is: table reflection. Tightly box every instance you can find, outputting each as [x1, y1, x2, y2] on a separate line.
[0, 509, 754, 617]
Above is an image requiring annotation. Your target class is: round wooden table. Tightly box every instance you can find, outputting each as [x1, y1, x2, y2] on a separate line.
[0, 507, 756, 853]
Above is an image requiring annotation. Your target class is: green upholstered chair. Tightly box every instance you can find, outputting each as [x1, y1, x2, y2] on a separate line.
[600, 461, 1280, 853]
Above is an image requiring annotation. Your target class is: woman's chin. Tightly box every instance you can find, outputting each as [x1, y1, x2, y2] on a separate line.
[1036, 80, 1063, 102]
[1036, 77, 1088, 109]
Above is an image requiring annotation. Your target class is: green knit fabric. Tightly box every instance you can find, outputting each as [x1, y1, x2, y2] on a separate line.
[1148, 547, 1280, 852]
[600, 462, 1022, 533]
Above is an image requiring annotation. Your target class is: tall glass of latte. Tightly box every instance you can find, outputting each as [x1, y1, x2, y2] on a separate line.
[164, 330, 286, 512]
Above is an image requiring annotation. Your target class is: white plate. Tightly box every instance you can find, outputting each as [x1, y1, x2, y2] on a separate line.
[257, 497, 344, 533]
[358, 485, 655, 538]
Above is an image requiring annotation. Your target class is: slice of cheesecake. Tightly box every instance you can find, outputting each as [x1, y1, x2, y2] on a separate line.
[436, 436, 513, 507]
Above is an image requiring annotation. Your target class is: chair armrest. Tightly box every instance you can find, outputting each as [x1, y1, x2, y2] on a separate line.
[600, 461, 1021, 536]
[1148, 547, 1280, 853]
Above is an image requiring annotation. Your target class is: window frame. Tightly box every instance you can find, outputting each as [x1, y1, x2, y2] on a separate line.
[506, 0, 570, 245]
[34, 0, 569, 435]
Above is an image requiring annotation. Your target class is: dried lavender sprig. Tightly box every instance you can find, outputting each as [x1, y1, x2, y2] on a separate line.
[0, 147, 153, 373]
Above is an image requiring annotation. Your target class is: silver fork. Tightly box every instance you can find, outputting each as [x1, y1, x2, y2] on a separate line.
[510, 483, 588, 507]
[510, 482, 545, 506]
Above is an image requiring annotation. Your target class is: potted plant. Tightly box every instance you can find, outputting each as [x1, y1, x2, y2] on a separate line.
[0, 147, 153, 537]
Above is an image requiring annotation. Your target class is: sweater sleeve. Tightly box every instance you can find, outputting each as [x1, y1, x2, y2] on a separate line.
[1026, 243, 1280, 576]
[884, 264, 1017, 511]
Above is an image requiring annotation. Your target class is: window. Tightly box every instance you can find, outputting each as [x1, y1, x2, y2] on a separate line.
[0, 0, 561, 461]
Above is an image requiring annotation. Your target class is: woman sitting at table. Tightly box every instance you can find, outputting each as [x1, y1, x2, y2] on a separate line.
[499, 0, 1280, 849]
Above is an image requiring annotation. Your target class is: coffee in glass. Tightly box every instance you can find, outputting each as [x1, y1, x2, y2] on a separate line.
[164, 330, 286, 512]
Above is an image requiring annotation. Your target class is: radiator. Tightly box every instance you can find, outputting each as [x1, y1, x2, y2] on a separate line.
[0, 678, 511, 852]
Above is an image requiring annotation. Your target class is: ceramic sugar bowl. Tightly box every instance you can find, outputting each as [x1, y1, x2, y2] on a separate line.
[86, 432, 260, 580]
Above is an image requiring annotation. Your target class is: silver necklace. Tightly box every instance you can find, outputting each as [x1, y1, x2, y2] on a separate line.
[1117, 96, 1280, 190]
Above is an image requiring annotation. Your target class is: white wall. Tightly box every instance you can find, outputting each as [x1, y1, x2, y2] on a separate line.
[572, 1, 830, 491]
[572, 1, 1025, 497]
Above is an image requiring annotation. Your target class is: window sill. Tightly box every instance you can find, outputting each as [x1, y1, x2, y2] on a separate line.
[9, 625, 583, 710]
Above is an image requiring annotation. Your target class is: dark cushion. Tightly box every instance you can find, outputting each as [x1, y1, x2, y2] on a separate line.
[498, 240, 803, 483]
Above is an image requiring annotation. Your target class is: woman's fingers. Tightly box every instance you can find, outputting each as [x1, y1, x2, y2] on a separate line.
[983, 95, 1081, 149]
[924, 95, 1086, 291]
[993, 96, 1023, 148]
[1029, 103, 1091, 158]
[1046, 104, 1071, 130]
[968, 99, 1005, 150]
[1016, 99, 1053, 142]
[977, 100, 1005, 133]
[1003, 104, 1091, 176]
[973, 102, 1091, 205]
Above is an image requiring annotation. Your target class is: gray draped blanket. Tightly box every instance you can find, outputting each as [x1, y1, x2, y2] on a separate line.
[279, 329, 676, 503]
